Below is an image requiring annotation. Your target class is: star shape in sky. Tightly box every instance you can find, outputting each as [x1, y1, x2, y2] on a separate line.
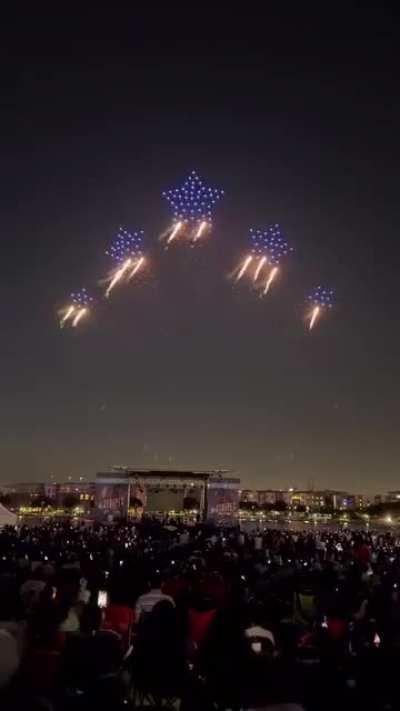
[106, 227, 144, 263]
[162, 170, 224, 224]
[307, 286, 334, 309]
[71, 288, 94, 307]
[250, 225, 292, 265]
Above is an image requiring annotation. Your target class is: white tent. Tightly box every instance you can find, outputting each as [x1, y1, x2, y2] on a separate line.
[0, 504, 17, 527]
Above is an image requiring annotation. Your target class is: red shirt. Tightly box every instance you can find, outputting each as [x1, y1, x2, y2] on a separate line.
[327, 618, 347, 640]
[188, 608, 216, 645]
[102, 604, 134, 647]
[197, 575, 228, 606]
[355, 543, 370, 566]
[162, 577, 189, 602]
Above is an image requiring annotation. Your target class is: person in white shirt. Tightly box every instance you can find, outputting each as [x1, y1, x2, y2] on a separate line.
[0, 628, 19, 689]
[78, 577, 91, 605]
[59, 606, 80, 632]
[254, 534, 263, 551]
[135, 574, 174, 623]
[179, 530, 190, 546]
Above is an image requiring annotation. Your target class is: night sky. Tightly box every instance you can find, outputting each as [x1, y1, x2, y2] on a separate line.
[1, 7, 400, 493]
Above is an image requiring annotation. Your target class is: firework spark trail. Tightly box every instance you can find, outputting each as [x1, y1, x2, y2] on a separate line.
[167, 221, 183, 244]
[72, 308, 88, 327]
[234, 225, 292, 294]
[60, 305, 75, 328]
[250, 225, 292, 264]
[105, 258, 132, 297]
[237, 255, 253, 280]
[128, 256, 145, 280]
[307, 286, 334, 330]
[105, 227, 145, 293]
[309, 305, 320, 330]
[193, 220, 207, 242]
[254, 255, 267, 282]
[61, 288, 93, 329]
[263, 266, 279, 295]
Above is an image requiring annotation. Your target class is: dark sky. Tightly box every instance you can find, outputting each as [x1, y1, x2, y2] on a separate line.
[1, 6, 400, 493]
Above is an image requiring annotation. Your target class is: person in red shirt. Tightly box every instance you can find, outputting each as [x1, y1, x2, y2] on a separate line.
[197, 572, 228, 608]
[353, 535, 371, 568]
[101, 586, 134, 650]
[162, 574, 189, 604]
[187, 594, 217, 649]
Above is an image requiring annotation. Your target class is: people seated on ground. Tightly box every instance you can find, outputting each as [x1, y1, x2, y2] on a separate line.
[101, 583, 134, 649]
[134, 572, 175, 623]
[59, 603, 126, 710]
[187, 593, 217, 651]
[4, 521, 400, 710]
[77, 576, 91, 605]
[20, 598, 67, 697]
[0, 628, 19, 691]
[134, 599, 187, 698]
[161, 567, 190, 604]
[196, 570, 228, 607]
[199, 604, 252, 706]
[244, 601, 277, 655]
[19, 569, 46, 616]
[293, 584, 317, 625]
[55, 572, 81, 633]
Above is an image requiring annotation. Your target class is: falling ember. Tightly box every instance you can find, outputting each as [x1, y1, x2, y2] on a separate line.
[307, 286, 334, 330]
[60, 305, 75, 327]
[105, 258, 132, 297]
[254, 255, 267, 282]
[128, 256, 145, 280]
[237, 255, 253, 280]
[263, 266, 279, 295]
[61, 288, 93, 329]
[167, 221, 183, 244]
[72, 308, 88, 327]
[309, 305, 320, 330]
[193, 220, 207, 242]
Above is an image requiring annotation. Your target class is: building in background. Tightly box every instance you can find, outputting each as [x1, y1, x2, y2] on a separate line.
[386, 491, 400, 503]
[0, 478, 375, 518]
[239, 488, 370, 511]
[240, 490, 259, 503]
[241, 490, 292, 507]
[0, 481, 95, 513]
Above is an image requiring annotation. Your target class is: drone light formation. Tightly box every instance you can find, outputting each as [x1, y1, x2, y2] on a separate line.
[54, 173, 339, 334]
[250, 225, 291, 264]
[162, 170, 224, 244]
[106, 227, 144, 264]
[236, 225, 292, 296]
[105, 227, 145, 297]
[61, 288, 93, 328]
[307, 286, 334, 330]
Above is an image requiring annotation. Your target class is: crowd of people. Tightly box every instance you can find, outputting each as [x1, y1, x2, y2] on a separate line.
[0, 519, 400, 710]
